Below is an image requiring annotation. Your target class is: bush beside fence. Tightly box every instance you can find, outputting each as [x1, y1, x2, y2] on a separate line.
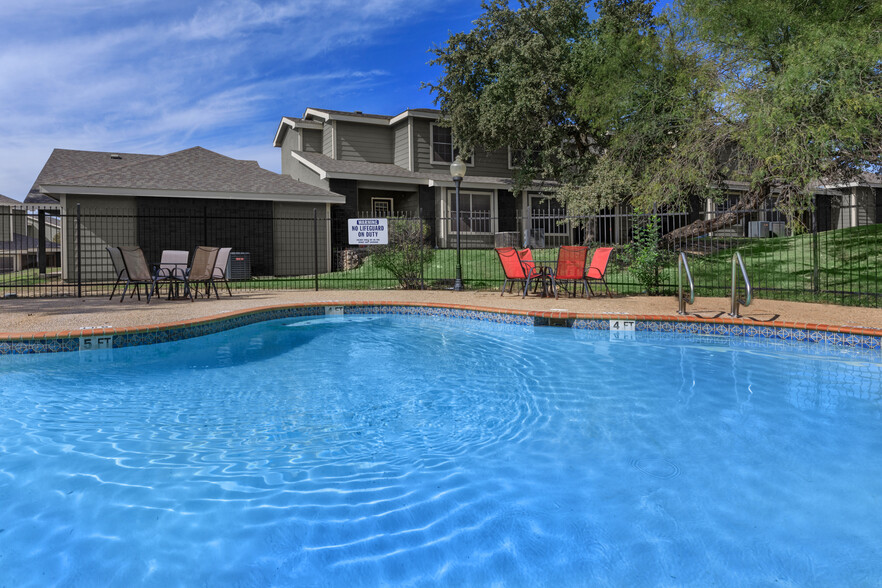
[1, 204, 879, 307]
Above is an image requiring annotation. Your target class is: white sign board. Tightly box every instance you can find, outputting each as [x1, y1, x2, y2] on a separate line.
[348, 218, 388, 245]
[609, 319, 636, 341]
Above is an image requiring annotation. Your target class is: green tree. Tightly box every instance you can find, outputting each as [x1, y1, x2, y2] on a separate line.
[684, 0, 882, 205]
[429, 0, 882, 240]
[426, 0, 596, 190]
[565, 0, 727, 216]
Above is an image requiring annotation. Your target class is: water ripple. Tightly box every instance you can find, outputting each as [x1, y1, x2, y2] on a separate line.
[0, 316, 881, 585]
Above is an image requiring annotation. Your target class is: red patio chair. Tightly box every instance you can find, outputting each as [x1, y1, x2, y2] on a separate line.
[517, 248, 550, 298]
[495, 247, 545, 297]
[552, 245, 589, 298]
[586, 247, 614, 297]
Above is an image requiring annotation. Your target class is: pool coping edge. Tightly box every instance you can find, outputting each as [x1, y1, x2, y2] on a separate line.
[1, 301, 880, 354]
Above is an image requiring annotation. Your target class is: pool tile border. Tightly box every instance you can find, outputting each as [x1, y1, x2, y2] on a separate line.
[0, 302, 880, 356]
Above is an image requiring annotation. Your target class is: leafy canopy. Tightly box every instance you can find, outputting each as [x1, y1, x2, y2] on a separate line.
[428, 0, 882, 220]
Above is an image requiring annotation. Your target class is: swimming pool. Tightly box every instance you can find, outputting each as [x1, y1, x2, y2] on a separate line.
[1, 313, 880, 586]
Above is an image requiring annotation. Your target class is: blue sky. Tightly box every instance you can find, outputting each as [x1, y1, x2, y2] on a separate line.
[0, 0, 486, 201]
[0, 1, 673, 202]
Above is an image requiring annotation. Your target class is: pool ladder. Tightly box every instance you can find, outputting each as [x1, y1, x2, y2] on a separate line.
[730, 252, 752, 318]
[677, 252, 694, 315]
[678, 252, 753, 317]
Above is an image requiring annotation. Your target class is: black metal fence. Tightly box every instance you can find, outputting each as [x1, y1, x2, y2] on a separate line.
[1, 201, 879, 307]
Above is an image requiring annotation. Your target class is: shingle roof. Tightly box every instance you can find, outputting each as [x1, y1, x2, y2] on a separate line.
[294, 150, 425, 180]
[306, 108, 393, 121]
[25, 150, 158, 204]
[0, 194, 21, 205]
[293, 150, 518, 187]
[0, 234, 60, 252]
[29, 147, 342, 202]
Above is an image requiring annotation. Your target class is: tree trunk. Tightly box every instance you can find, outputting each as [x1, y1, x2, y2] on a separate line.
[662, 189, 767, 244]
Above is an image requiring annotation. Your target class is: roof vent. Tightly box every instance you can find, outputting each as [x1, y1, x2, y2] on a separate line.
[354, 111, 363, 114]
[110, 154, 122, 159]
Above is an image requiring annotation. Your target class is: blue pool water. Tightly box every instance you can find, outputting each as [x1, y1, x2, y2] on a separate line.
[1, 315, 881, 586]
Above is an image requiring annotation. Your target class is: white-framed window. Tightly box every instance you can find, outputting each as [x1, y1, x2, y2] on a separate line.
[508, 147, 537, 170]
[431, 124, 473, 165]
[371, 197, 393, 217]
[449, 190, 492, 234]
[530, 194, 567, 235]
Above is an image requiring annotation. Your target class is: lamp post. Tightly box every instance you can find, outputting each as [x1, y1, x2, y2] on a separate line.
[450, 156, 467, 291]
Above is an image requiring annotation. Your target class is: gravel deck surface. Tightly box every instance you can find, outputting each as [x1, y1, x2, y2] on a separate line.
[2, 290, 881, 334]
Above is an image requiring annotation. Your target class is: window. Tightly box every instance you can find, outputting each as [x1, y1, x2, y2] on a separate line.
[371, 197, 393, 217]
[530, 194, 566, 235]
[714, 192, 741, 212]
[449, 191, 491, 233]
[431, 124, 473, 165]
[509, 147, 537, 169]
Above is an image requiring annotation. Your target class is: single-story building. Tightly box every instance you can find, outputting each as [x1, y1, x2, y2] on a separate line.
[24, 147, 344, 281]
[0, 194, 61, 273]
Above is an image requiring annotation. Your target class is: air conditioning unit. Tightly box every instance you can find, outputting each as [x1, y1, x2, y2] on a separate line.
[228, 252, 251, 280]
[748, 221, 770, 238]
[767, 221, 788, 237]
[523, 228, 546, 248]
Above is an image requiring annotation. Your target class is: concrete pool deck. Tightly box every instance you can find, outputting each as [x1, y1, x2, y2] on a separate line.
[2, 289, 881, 335]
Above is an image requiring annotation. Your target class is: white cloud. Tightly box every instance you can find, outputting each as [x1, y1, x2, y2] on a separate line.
[0, 0, 464, 200]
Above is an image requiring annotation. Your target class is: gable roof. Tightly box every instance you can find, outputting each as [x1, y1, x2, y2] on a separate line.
[29, 147, 343, 205]
[292, 150, 521, 190]
[303, 108, 394, 123]
[25, 150, 158, 204]
[0, 233, 61, 253]
[273, 107, 443, 147]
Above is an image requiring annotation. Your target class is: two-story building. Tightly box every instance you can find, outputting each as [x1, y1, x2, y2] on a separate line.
[273, 107, 568, 254]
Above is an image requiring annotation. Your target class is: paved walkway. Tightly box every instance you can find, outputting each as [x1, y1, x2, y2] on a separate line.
[2, 289, 881, 334]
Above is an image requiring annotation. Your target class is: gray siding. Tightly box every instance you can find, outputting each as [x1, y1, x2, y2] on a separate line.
[855, 186, 876, 225]
[279, 130, 300, 177]
[413, 119, 435, 173]
[12, 209, 27, 237]
[470, 147, 511, 177]
[336, 121, 393, 163]
[286, 160, 329, 191]
[303, 129, 322, 153]
[61, 194, 138, 282]
[393, 122, 410, 169]
[273, 202, 330, 276]
[323, 123, 334, 158]
[0, 205, 10, 242]
[413, 119, 511, 178]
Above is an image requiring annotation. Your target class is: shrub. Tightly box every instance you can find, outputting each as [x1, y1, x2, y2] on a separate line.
[369, 219, 434, 289]
[625, 214, 665, 295]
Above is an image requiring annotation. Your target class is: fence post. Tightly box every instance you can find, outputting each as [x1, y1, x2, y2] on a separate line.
[313, 208, 319, 292]
[811, 195, 820, 295]
[76, 203, 82, 298]
[38, 209, 47, 275]
[418, 212, 425, 290]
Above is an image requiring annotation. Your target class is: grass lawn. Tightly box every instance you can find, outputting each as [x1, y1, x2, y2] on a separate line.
[3, 225, 880, 306]
[668, 224, 882, 305]
[0, 268, 62, 286]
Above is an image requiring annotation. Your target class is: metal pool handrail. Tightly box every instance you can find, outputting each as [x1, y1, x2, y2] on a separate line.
[730, 252, 752, 318]
[677, 252, 695, 315]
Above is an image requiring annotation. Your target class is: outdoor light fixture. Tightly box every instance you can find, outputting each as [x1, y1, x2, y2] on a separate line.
[450, 156, 467, 291]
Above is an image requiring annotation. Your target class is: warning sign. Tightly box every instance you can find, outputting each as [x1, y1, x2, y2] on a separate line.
[348, 218, 388, 245]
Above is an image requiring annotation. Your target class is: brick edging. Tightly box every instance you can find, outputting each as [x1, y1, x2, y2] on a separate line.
[1, 301, 880, 355]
